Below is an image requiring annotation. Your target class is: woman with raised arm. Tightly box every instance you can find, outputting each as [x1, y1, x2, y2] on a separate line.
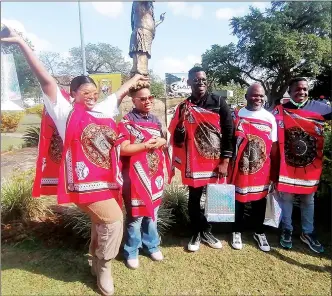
[1, 25, 148, 296]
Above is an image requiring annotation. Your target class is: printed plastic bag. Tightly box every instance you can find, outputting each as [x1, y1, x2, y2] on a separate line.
[205, 178, 235, 222]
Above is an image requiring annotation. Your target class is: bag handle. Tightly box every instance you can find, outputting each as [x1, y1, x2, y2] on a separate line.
[216, 175, 227, 184]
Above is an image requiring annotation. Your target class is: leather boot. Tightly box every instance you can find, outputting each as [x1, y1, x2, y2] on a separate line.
[96, 258, 114, 296]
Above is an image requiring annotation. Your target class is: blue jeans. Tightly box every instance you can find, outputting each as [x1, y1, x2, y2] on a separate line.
[279, 192, 315, 234]
[124, 207, 160, 260]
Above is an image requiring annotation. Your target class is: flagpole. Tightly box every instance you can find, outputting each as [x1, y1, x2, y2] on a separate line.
[78, 1, 87, 75]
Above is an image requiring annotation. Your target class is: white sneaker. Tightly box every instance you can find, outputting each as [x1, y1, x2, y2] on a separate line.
[150, 250, 163, 261]
[231, 232, 243, 250]
[188, 232, 201, 252]
[126, 258, 139, 269]
[253, 233, 271, 252]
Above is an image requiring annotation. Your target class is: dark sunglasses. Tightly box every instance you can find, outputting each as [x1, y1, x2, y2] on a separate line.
[192, 78, 207, 84]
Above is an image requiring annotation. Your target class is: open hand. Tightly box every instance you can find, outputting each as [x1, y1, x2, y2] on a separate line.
[0, 25, 21, 44]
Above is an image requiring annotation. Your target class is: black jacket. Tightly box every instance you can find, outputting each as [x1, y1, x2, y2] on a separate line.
[173, 92, 234, 159]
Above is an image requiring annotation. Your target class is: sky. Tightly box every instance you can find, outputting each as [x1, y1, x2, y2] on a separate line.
[2, 1, 270, 79]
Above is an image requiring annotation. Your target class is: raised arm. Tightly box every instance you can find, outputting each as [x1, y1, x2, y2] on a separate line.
[114, 74, 149, 107]
[0, 25, 58, 102]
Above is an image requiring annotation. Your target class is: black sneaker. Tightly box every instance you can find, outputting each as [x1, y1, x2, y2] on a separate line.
[188, 232, 201, 252]
[201, 231, 222, 249]
[300, 232, 324, 253]
[280, 229, 292, 249]
[253, 233, 271, 252]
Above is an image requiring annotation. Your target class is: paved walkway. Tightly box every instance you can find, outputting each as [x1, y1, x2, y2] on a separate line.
[1, 147, 38, 181]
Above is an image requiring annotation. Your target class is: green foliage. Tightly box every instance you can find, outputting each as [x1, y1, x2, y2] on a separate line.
[23, 126, 40, 147]
[162, 184, 190, 226]
[1, 169, 49, 223]
[1, 111, 25, 132]
[213, 81, 247, 105]
[67, 43, 131, 76]
[202, 1, 331, 105]
[317, 124, 332, 198]
[150, 81, 165, 99]
[25, 104, 44, 117]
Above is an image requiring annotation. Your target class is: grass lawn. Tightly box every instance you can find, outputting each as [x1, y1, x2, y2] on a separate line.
[1, 136, 25, 152]
[16, 113, 41, 133]
[2, 230, 331, 295]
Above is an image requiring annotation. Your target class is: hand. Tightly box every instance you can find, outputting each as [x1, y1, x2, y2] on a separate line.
[0, 25, 21, 44]
[218, 159, 229, 178]
[144, 138, 158, 150]
[131, 74, 150, 85]
[153, 137, 166, 149]
[178, 103, 189, 125]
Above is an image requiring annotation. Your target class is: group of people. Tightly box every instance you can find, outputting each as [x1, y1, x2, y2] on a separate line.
[1, 25, 331, 296]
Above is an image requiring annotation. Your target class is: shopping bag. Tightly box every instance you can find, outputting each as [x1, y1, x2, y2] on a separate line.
[205, 178, 235, 222]
[263, 184, 282, 228]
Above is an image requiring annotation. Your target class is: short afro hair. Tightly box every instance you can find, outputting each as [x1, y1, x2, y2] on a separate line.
[128, 81, 150, 97]
[288, 77, 308, 92]
[188, 66, 205, 80]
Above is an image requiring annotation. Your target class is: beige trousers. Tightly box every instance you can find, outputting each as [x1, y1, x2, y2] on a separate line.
[77, 199, 123, 260]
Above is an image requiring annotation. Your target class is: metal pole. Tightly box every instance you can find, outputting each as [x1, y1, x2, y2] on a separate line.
[78, 1, 87, 75]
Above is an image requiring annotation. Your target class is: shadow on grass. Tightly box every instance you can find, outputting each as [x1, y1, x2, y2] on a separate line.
[1, 238, 100, 293]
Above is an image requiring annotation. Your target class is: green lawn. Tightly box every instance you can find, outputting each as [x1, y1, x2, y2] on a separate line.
[16, 113, 41, 133]
[1, 136, 25, 152]
[1, 114, 41, 152]
[2, 231, 331, 295]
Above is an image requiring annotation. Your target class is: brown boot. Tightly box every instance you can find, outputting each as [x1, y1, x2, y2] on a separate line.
[96, 258, 114, 296]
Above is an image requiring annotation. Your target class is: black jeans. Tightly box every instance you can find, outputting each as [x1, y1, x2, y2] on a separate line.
[188, 186, 212, 234]
[233, 198, 267, 234]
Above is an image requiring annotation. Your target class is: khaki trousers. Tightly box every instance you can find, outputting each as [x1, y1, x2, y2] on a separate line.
[77, 198, 123, 260]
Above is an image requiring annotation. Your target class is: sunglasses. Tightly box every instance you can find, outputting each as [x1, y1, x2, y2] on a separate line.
[192, 78, 207, 85]
[137, 96, 155, 103]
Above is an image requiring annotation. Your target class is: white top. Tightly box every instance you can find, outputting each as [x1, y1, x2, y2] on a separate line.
[43, 87, 119, 142]
[238, 107, 278, 142]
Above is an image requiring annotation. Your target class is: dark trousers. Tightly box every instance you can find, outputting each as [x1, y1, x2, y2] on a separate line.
[233, 198, 267, 234]
[188, 186, 211, 234]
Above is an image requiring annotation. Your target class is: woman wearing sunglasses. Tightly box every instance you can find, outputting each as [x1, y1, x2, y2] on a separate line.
[0, 24, 148, 296]
[118, 85, 169, 269]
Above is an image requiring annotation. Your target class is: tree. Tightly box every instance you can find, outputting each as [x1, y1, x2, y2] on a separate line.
[1, 32, 41, 98]
[213, 81, 246, 106]
[310, 64, 331, 99]
[148, 70, 165, 98]
[202, 1, 331, 105]
[66, 43, 131, 76]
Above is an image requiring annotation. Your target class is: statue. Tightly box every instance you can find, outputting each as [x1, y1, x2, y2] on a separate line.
[129, 1, 165, 79]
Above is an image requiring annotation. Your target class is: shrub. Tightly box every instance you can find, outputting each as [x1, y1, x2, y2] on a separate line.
[23, 126, 40, 147]
[316, 124, 332, 228]
[1, 111, 25, 132]
[26, 104, 44, 118]
[162, 184, 190, 226]
[1, 169, 50, 223]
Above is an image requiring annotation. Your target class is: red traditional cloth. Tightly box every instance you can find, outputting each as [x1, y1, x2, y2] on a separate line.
[168, 101, 222, 188]
[273, 105, 325, 194]
[118, 116, 167, 219]
[32, 89, 70, 197]
[33, 98, 122, 206]
[229, 114, 273, 202]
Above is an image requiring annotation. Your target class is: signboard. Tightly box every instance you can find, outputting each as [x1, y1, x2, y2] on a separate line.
[165, 73, 191, 97]
[1, 53, 22, 102]
[89, 73, 122, 101]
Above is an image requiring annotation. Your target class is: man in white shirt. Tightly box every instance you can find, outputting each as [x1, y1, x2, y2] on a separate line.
[230, 84, 279, 252]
